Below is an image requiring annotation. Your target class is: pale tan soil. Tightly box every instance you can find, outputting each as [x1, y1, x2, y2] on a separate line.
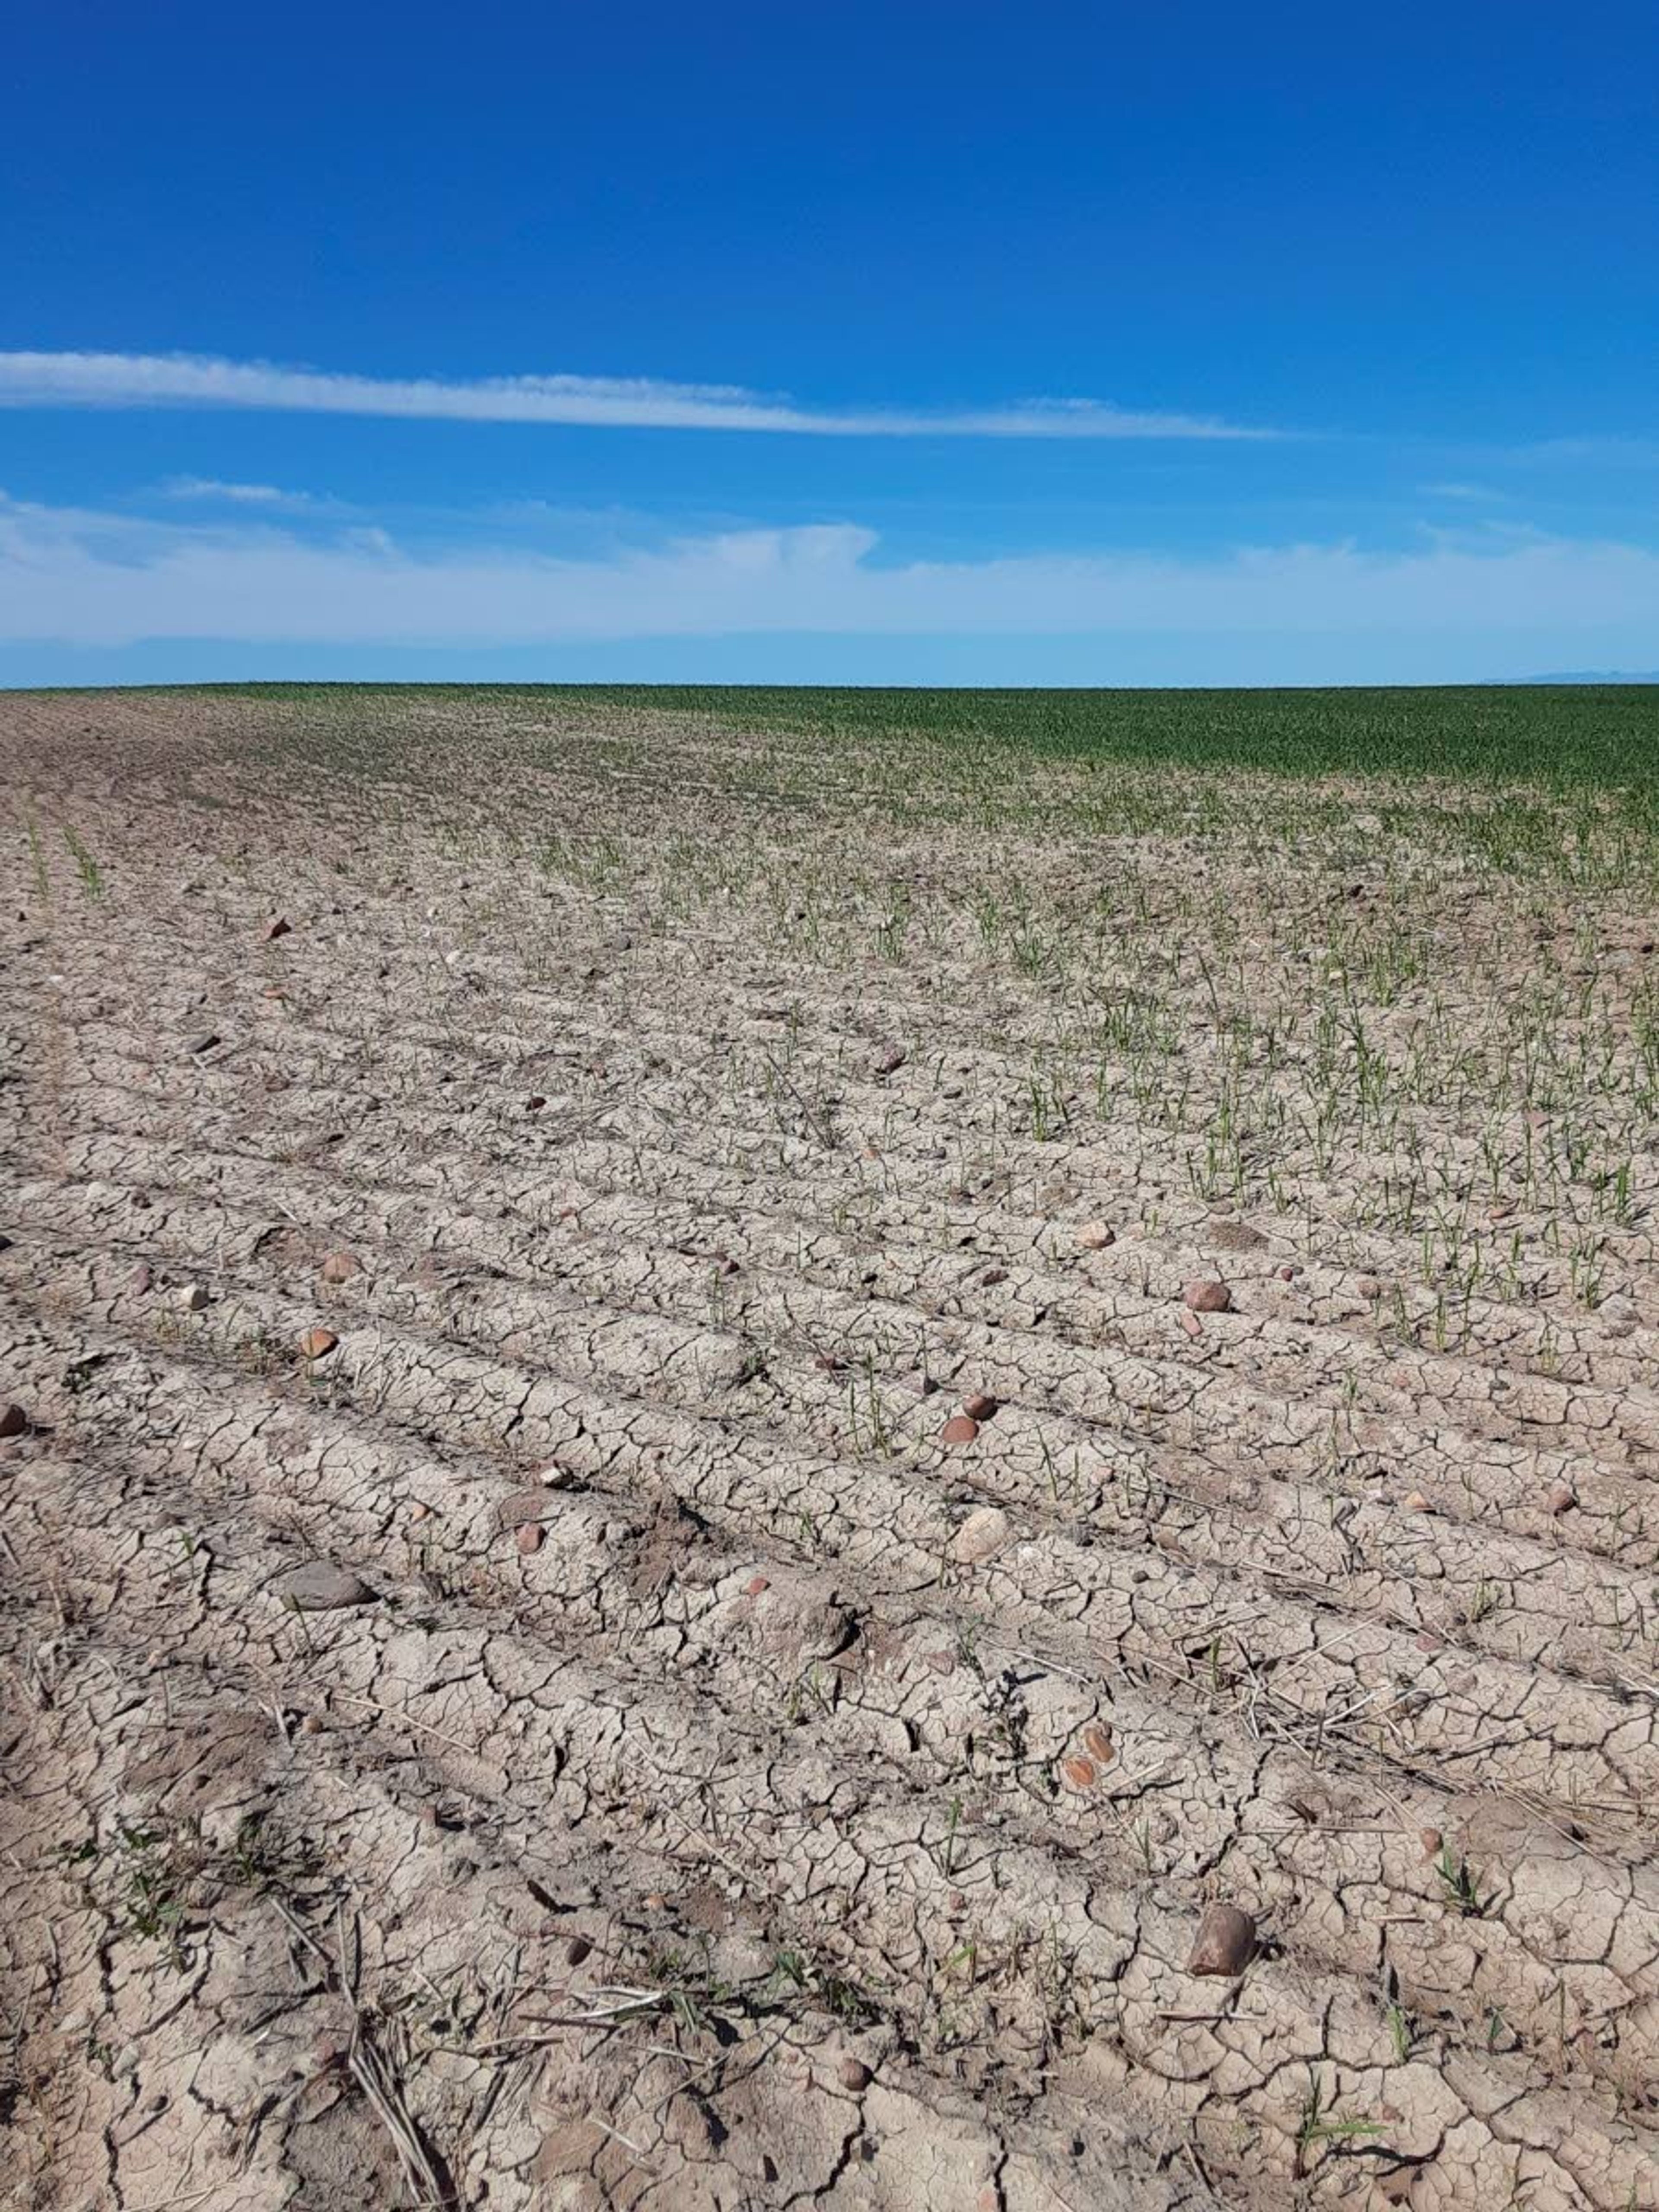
[2, 689, 1658, 2211]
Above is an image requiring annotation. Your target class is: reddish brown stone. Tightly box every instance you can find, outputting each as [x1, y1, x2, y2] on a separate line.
[941, 1414, 980, 1446]
[1186, 1903, 1257, 1977]
[1182, 1280, 1231, 1313]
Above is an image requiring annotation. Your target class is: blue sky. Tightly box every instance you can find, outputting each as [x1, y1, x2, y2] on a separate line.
[3, 0, 1656, 685]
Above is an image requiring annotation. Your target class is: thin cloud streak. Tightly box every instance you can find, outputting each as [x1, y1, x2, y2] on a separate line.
[159, 476, 326, 509]
[0, 350, 1276, 440]
[2, 497, 1657, 652]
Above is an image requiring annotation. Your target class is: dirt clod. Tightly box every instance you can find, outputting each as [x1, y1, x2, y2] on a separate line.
[950, 1506, 1011, 1563]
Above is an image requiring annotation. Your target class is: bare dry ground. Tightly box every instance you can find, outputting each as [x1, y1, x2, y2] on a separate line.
[3, 686, 1658, 2211]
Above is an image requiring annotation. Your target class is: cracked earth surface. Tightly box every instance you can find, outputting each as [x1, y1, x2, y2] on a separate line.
[3, 689, 1658, 2209]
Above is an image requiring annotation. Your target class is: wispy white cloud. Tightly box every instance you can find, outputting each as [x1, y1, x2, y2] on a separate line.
[0, 349, 1275, 441]
[159, 475, 327, 510]
[1418, 480, 1506, 502]
[2, 496, 1656, 657]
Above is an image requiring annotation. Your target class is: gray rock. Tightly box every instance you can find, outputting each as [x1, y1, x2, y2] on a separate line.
[278, 1563, 376, 1611]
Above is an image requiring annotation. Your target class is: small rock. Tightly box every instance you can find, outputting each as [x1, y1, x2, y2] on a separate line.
[526, 1095, 547, 1112]
[184, 1033, 220, 1057]
[1182, 1280, 1231, 1313]
[515, 1523, 545, 1556]
[0, 1402, 29, 1439]
[1178, 1308, 1203, 1339]
[279, 1563, 374, 1611]
[744, 1574, 770, 1596]
[873, 1046, 906, 1077]
[261, 917, 292, 941]
[837, 2056, 872, 2091]
[941, 1414, 980, 1446]
[1186, 1903, 1258, 1977]
[961, 1392, 999, 1422]
[950, 1506, 1011, 1564]
[299, 1713, 324, 1735]
[126, 1263, 153, 1295]
[409, 1501, 431, 1523]
[177, 1283, 209, 1312]
[1419, 1827, 1443, 1860]
[1081, 1722, 1114, 1764]
[1356, 1276, 1383, 1300]
[1403, 1491, 1432, 1513]
[1277, 1264, 1301, 1282]
[319, 1250, 362, 1284]
[1075, 1220, 1115, 1251]
[1545, 1483, 1576, 1516]
[1059, 1754, 1097, 1792]
[565, 1933, 594, 1965]
[296, 1327, 338, 1361]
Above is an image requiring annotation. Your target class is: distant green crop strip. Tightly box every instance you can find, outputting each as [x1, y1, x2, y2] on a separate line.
[144, 682, 1659, 806]
[575, 684, 1659, 801]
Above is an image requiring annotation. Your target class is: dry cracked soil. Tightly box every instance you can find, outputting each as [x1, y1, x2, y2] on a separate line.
[3, 687, 1658, 2211]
